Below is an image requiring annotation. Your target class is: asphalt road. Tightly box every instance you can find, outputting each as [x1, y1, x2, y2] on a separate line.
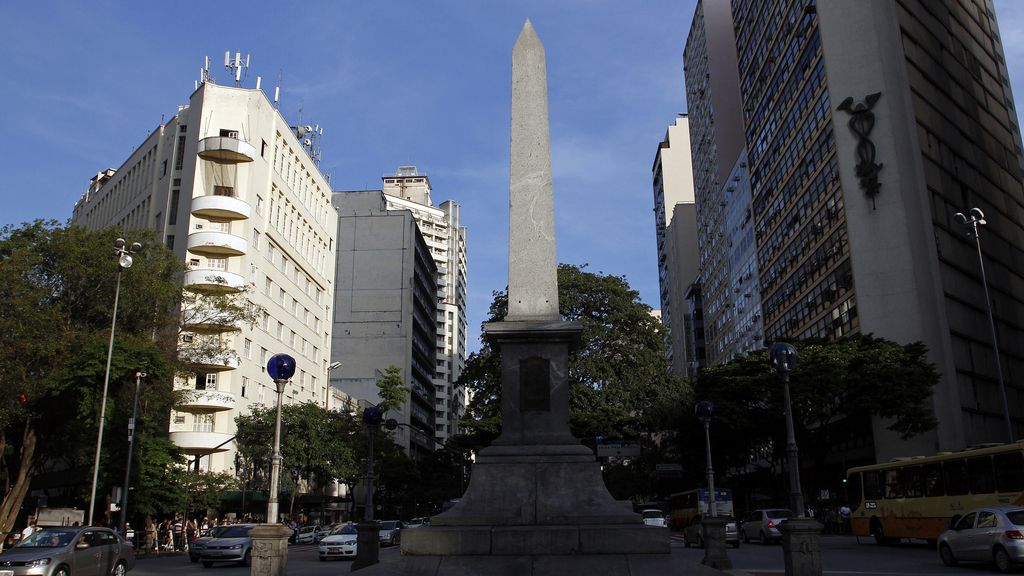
[670, 533, 1007, 575]
[129, 536, 1008, 575]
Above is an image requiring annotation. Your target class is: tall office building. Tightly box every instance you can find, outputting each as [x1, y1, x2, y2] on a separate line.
[381, 167, 469, 446]
[683, 0, 762, 368]
[329, 191, 438, 459]
[709, 0, 1024, 459]
[652, 118, 699, 377]
[71, 71, 339, 473]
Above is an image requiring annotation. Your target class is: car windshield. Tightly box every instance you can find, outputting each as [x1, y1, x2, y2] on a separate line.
[218, 526, 251, 538]
[642, 511, 663, 519]
[18, 530, 75, 548]
[766, 509, 792, 519]
[331, 525, 358, 535]
[207, 526, 229, 538]
[1006, 511, 1024, 526]
[380, 521, 398, 530]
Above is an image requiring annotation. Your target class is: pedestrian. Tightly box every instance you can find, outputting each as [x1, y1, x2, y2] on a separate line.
[839, 503, 851, 534]
[186, 518, 197, 546]
[20, 519, 36, 542]
[172, 517, 183, 551]
[144, 517, 156, 555]
[825, 507, 838, 534]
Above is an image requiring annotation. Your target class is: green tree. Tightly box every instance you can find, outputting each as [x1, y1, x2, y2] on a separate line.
[0, 221, 261, 530]
[687, 335, 940, 496]
[375, 366, 409, 413]
[455, 264, 690, 499]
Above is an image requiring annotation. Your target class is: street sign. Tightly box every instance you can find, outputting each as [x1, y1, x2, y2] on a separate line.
[595, 444, 641, 458]
[655, 463, 683, 477]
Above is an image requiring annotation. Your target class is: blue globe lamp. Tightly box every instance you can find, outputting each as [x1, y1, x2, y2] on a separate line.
[267, 353, 296, 382]
[265, 353, 296, 524]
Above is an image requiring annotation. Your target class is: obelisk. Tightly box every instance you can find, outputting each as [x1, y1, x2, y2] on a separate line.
[401, 21, 667, 557]
[507, 19, 559, 323]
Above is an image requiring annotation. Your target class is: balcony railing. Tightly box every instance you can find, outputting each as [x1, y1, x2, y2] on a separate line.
[183, 269, 246, 293]
[176, 389, 236, 413]
[169, 430, 234, 454]
[191, 195, 251, 221]
[197, 136, 256, 164]
[187, 231, 247, 257]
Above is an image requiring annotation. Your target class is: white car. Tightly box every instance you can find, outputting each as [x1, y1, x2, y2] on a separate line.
[294, 525, 322, 544]
[640, 509, 667, 527]
[938, 505, 1024, 573]
[318, 524, 358, 561]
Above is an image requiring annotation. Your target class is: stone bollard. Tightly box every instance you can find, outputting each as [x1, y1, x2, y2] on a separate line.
[700, 516, 733, 570]
[351, 521, 380, 572]
[249, 523, 293, 576]
[779, 517, 824, 576]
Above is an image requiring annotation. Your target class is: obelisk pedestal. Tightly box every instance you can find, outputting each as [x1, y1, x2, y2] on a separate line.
[401, 20, 667, 557]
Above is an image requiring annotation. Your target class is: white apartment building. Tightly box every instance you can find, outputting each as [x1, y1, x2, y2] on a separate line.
[71, 72, 339, 473]
[381, 167, 469, 445]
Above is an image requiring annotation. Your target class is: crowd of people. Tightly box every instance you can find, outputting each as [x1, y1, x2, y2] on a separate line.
[138, 514, 255, 554]
[803, 503, 852, 534]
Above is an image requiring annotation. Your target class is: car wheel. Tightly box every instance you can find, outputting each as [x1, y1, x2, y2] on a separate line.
[243, 549, 252, 567]
[112, 561, 127, 576]
[939, 543, 958, 567]
[995, 546, 1014, 574]
[872, 521, 894, 545]
[54, 567, 70, 576]
[760, 530, 770, 545]
[203, 561, 214, 568]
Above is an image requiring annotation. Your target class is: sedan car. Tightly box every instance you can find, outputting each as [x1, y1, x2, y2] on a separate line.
[199, 524, 254, 568]
[405, 517, 429, 529]
[682, 514, 740, 548]
[294, 525, 323, 545]
[0, 526, 135, 576]
[739, 508, 792, 544]
[318, 524, 358, 561]
[188, 526, 228, 563]
[378, 521, 402, 547]
[938, 505, 1024, 573]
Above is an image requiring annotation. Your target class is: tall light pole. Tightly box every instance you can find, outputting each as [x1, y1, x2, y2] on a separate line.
[955, 208, 1014, 443]
[326, 361, 342, 410]
[770, 342, 804, 517]
[266, 353, 296, 524]
[88, 238, 141, 527]
[118, 371, 146, 534]
[695, 401, 717, 517]
[353, 405, 384, 571]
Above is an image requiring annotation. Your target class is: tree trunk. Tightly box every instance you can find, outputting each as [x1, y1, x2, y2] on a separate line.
[0, 424, 37, 533]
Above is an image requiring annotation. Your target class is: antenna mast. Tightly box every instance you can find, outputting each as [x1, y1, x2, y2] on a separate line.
[224, 51, 251, 86]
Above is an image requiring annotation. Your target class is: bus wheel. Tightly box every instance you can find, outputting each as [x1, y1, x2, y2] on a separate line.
[994, 546, 1014, 573]
[871, 520, 893, 545]
[939, 543, 958, 567]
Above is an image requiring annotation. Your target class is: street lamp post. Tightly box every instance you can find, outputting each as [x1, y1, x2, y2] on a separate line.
[955, 208, 1014, 442]
[118, 371, 146, 535]
[695, 400, 730, 569]
[695, 401, 717, 518]
[266, 353, 296, 524]
[353, 405, 384, 571]
[88, 238, 141, 527]
[770, 341, 804, 516]
[770, 341, 823, 576]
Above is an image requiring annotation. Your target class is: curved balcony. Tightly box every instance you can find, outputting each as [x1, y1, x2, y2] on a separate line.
[197, 136, 256, 164]
[182, 315, 242, 334]
[191, 195, 251, 221]
[188, 354, 239, 372]
[170, 430, 234, 454]
[177, 389, 236, 413]
[183, 269, 246, 294]
[187, 231, 247, 257]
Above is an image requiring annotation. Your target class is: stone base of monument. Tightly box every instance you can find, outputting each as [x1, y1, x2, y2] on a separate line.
[780, 517, 824, 576]
[699, 517, 732, 570]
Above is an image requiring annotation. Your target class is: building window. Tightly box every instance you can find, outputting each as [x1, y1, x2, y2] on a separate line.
[256, 195, 264, 215]
[252, 229, 261, 250]
[193, 413, 214, 433]
[261, 140, 268, 158]
[166, 235, 174, 249]
[213, 185, 235, 197]
[209, 258, 227, 270]
[161, 160, 167, 177]
[175, 135, 187, 170]
[244, 339, 252, 359]
[206, 373, 218, 390]
[168, 189, 180, 225]
[241, 376, 248, 398]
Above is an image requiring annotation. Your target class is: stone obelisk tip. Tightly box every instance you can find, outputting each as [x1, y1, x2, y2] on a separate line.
[508, 18, 559, 322]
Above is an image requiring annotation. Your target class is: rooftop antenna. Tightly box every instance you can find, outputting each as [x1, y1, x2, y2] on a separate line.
[225, 51, 250, 86]
[198, 55, 213, 88]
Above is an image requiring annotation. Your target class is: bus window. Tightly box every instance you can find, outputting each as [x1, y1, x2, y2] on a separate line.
[968, 456, 994, 494]
[923, 463, 944, 497]
[945, 459, 969, 496]
[864, 470, 883, 499]
[902, 465, 923, 498]
[848, 473, 862, 509]
[884, 469, 903, 498]
[995, 452, 1024, 492]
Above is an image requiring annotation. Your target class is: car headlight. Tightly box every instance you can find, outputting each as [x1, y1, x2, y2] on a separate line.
[25, 558, 51, 567]
[229, 544, 243, 549]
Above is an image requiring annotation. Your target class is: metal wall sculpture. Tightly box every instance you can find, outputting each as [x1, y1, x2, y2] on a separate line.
[836, 92, 883, 209]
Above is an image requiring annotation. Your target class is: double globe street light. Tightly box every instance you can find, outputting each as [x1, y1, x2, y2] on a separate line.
[88, 238, 141, 527]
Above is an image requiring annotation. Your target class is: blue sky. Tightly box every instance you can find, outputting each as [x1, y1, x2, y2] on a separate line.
[2, 1, 1023, 354]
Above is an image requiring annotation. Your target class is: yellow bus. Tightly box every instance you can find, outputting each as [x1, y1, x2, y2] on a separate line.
[846, 441, 1024, 543]
[667, 488, 734, 530]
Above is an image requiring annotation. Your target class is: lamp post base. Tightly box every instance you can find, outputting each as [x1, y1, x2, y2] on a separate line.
[780, 517, 823, 576]
[352, 522, 380, 571]
[700, 516, 732, 570]
[249, 523, 292, 576]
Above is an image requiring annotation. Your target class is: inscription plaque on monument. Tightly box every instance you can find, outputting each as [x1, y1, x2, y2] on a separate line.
[519, 357, 551, 412]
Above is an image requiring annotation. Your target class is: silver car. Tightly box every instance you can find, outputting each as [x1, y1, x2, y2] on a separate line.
[0, 526, 135, 576]
[188, 525, 228, 563]
[682, 514, 740, 548]
[378, 521, 402, 547]
[739, 508, 792, 544]
[938, 505, 1024, 573]
[199, 524, 254, 568]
